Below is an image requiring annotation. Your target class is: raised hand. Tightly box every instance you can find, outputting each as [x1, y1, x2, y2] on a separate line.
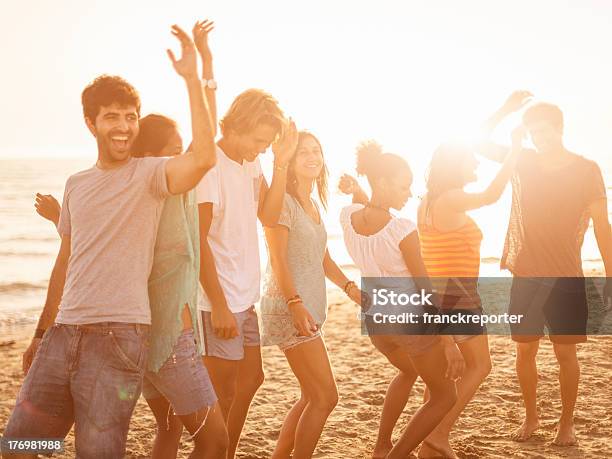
[35, 193, 61, 226]
[167, 24, 198, 80]
[338, 174, 360, 195]
[271, 118, 298, 167]
[502, 90, 533, 114]
[192, 19, 214, 61]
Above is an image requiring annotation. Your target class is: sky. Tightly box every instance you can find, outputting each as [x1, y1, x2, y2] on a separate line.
[1, 0, 611, 178]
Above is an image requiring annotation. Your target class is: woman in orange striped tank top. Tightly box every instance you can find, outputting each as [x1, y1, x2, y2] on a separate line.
[415, 142, 519, 458]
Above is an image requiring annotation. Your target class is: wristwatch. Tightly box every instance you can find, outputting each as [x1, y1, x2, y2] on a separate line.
[202, 79, 217, 90]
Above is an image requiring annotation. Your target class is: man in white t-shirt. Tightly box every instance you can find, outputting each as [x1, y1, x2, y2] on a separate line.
[197, 88, 297, 458]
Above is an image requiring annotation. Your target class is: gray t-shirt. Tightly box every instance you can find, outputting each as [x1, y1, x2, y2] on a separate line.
[501, 151, 606, 277]
[56, 157, 170, 325]
[260, 194, 328, 346]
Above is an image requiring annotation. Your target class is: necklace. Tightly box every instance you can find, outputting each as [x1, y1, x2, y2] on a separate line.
[365, 202, 391, 214]
[362, 202, 391, 225]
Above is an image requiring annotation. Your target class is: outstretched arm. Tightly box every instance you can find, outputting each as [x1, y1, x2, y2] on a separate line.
[258, 120, 298, 227]
[477, 90, 532, 163]
[193, 19, 217, 137]
[165, 24, 216, 195]
[440, 125, 524, 212]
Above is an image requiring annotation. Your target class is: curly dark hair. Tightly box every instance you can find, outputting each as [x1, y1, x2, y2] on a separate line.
[81, 75, 141, 124]
[355, 140, 410, 188]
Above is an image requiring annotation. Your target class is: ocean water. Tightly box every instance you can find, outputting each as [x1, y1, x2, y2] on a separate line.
[0, 158, 609, 338]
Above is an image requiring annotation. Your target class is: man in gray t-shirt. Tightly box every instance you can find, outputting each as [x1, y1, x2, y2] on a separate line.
[3, 26, 217, 458]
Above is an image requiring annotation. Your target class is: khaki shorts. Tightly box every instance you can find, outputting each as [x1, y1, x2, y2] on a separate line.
[201, 306, 261, 360]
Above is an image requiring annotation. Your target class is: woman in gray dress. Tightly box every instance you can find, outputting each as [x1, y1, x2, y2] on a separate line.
[260, 131, 362, 459]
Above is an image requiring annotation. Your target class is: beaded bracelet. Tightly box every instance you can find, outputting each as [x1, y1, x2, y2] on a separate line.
[286, 295, 302, 307]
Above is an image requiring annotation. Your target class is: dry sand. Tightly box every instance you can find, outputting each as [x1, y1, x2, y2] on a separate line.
[1, 287, 611, 458]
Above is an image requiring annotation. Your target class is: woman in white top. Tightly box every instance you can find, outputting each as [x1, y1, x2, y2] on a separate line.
[262, 131, 362, 459]
[340, 141, 465, 459]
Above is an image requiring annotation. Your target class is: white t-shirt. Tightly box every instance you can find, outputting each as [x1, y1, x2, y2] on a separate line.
[340, 204, 421, 316]
[196, 145, 264, 313]
[340, 204, 417, 278]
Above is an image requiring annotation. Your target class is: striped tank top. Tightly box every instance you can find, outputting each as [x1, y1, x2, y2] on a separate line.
[418, 207, 483, 309]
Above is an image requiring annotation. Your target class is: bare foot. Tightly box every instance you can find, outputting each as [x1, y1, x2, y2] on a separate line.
[372, 442, 393, 459]
[511, 418, 540, 442]
[417, 440, 457, 459]
[553, 419, 577, 446]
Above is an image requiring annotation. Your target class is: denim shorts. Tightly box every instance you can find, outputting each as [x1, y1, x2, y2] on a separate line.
[201, 306, 261, 360]
[142, 329, 217, 415]
[3, 322, 148, 459]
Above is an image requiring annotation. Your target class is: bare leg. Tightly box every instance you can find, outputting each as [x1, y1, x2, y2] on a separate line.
[386, 342, 457, 458]
[273, 337, 338, 459]
[372, 347, 419, 459]
[419, 335, 491, 459]
[271, 394, 308, 458]
[203, 356, 239, 423]
[179, 403, 228, 459]
[226, 346, 265, 459]
[146, 396, 184, 459]
[551, 342, 579, 446]
[512, 340, 540, 441]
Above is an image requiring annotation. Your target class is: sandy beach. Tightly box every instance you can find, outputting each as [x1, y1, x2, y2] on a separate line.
[1, 284, 611, 459]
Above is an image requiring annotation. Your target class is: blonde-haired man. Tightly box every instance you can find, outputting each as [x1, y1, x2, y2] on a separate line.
[197, 88, 298, 458]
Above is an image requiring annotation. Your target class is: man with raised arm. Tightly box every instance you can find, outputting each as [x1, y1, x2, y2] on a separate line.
[480, 91, 612, 446]
[2, 25, 216, 459]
